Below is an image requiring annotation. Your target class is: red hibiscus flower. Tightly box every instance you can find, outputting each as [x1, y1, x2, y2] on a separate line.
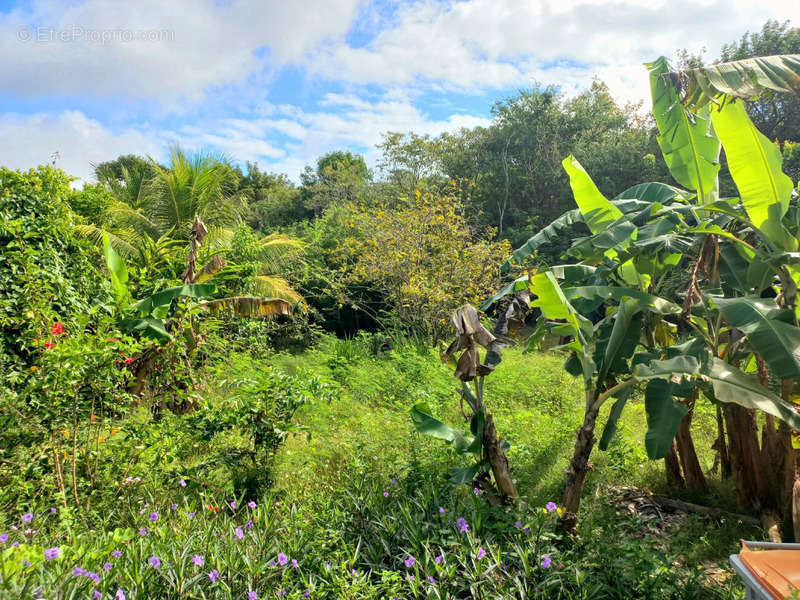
[44, 341, 55, 350]
[50, 322, 64, 336]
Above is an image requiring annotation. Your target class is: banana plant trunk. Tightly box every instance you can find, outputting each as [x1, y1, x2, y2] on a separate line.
[482, 413, 518, 501]
[559, 390, 600, 534]
[675, 407, 708, 492]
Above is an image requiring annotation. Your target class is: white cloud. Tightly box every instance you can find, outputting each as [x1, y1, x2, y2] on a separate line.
[0, 110, 164, 183]
[0, 0, 365, 105]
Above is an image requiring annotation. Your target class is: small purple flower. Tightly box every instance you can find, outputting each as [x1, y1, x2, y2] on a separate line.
[0, 533, 8, 543]
[188, 512, 195, 518]
[148, 556, 161, 569]
[138, 528, 147, 536]
[248, 501, 256, 509]
[404, 556, 415, 568]
[11, 541, 19, 547]
[149, 511, 158, 522]
[192, 555, 204, 566]
[50, 507, 58, 514]
[292, 558, 299, 569]
[477, 547, 487, 560]
[383, 491, 389, 498]
[545, 502, 557, 513]
[74, 567, 87, 577]
[324, 561, 331, 569]
[171, 503, 178, 510]
[434, 554, 443, 564]
[115, 589, 126, 600]
[245, 519, 253, 530]
[277, 553, 288, 566]
[302, 590, 311, 598]
[230, 501, 237, 510]
[390, 478, 397, 485]
[277, 591, 285, 597]
[234, 527, 244, 540]
[248, 592, 258, 600]
[438, 507, 445, 514]
[267, 560, 276, 567]
[94, 591, 102, 599]
[88, 571, 101, 583]
[44, 547, 60, 560]
[514, 520, 523, 528]
[208, 569, 220, 583]
[22, 513, 33, 523]
[428, 576, 436, 583]
[111, 550, 122, 558]
[104, 562, 113, 571]
[541, 556, 552, 569]
[473, 487, 482, 496]
[179, 479, 187, 487]
[457, 517, 469, 533]
[22, 560, 32, 567]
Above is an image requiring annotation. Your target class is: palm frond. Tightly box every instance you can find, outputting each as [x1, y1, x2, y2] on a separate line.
[74, 224, 139, 258]
[201, 296, 293, 318]
[251, 275, 304, 304]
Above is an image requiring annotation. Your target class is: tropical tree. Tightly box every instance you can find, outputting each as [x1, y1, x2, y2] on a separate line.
[491, 53, 800, 537]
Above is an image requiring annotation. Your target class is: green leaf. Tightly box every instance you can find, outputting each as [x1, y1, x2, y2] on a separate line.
[450, 461, 489, 485]
[647, 56, 721, 204]
[500, 208, 583, 273]
[676, 54, 800, 109]
[562, 155, 624, 234]
[562, 286, 680, 315]
[410, 403, 477, 456]
[614, 182, 692, 204]
[644, 379, 688, 460]
[598, 387, 633, 451]
[711, 100, 797, 251]
[714, 296, 800, 379]
[119, 316, 171, 342]
[597, 299, 643, 383]
[102, 232, 130, 308]
[130, 284, 215, 316]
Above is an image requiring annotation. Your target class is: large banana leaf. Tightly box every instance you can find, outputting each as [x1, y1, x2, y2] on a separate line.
[562, 155, 624, 234]
[643, 378, 688, 460]
[598, 388, 632, 451]
[130, 284, 215, 316]
[201, 297, 292, 318]
[563, 286, 680, 315]
[676, 54, 800, 109]
[102, 232, 131, 307]
[714, 296, 800, 379]
[711, 101, 796, 251]
[647, 57, 720, 204]
[500, 209, 583, 273]
[633, 355, 800, 429]
[596, 299, 642, 383]
[614, 182, 692, 205]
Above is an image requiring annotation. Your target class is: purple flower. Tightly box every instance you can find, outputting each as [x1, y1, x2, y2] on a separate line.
[94, 591, 102, 599]
[302, 590, 311, 598]
[390, 478, 397, 485]
[111, 550, 122, 558]
[11, 541, 19, 547]
[473, 487, 482, 496]
[438, 507, 445, 514]
[171, 503, 178, 510]
[545, 502, 557, 513]
[192, 555, 204, 566]
[477, 547, 487, 560]
[115, 589, 126, 600]
[230, 501, 237, 510]
[104, 562, 113, 571]
[22, 560, 32, 567]
[291, 558, 299, 569]
[73, 567, 87, 577]
[324, 561, 331, 569]
[149, 556, 161, 569]
[245, 519, 253, 530]
[434, 554, 443, 564]
[457, 517, 469, 533]
[88, 571, 101, 583]
[541, 556, 552, 569]
[428, 576, 436, 583]
[188, 512, 195, 518]
[138, 528, 147, 535]
[383, 491, 389, 498]
[248, 592, 258, 600]
[514, 520, 523, 528]
[149, 511, 158, 522]
[50, 507, 58, 514]
[277, 553, 288, 566]
[208, 569, 220, 583]
[277, 591, 285, 597]
[22, 513, 33, 523]
[234, 527, 244, 540]
[0, 533, 7, 543]
[248, 501, 257, 509]
[404, 556, 415, 568]
[179, 479, 187, 487]
[44, 547, 60, 560]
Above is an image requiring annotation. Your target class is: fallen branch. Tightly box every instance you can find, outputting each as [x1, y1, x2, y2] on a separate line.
[652, 495, 759, 526]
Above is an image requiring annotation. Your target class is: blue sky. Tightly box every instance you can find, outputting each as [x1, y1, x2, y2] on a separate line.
[0, 0, 796, 183]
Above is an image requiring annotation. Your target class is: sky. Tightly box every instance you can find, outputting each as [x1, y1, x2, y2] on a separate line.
[0, 0, 797, 184]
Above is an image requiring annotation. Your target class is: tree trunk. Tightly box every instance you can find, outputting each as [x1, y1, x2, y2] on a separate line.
[675, 407, 708, 493]
[713, 405, 732, 479]
[483, 413, 518, 501]
[559, 391, 600, 534]
[665, 442, 684, 488]
[724, 404, 763, 511]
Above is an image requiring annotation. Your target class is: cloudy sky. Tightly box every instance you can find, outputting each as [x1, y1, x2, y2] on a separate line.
[0, 0, 797, 183]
